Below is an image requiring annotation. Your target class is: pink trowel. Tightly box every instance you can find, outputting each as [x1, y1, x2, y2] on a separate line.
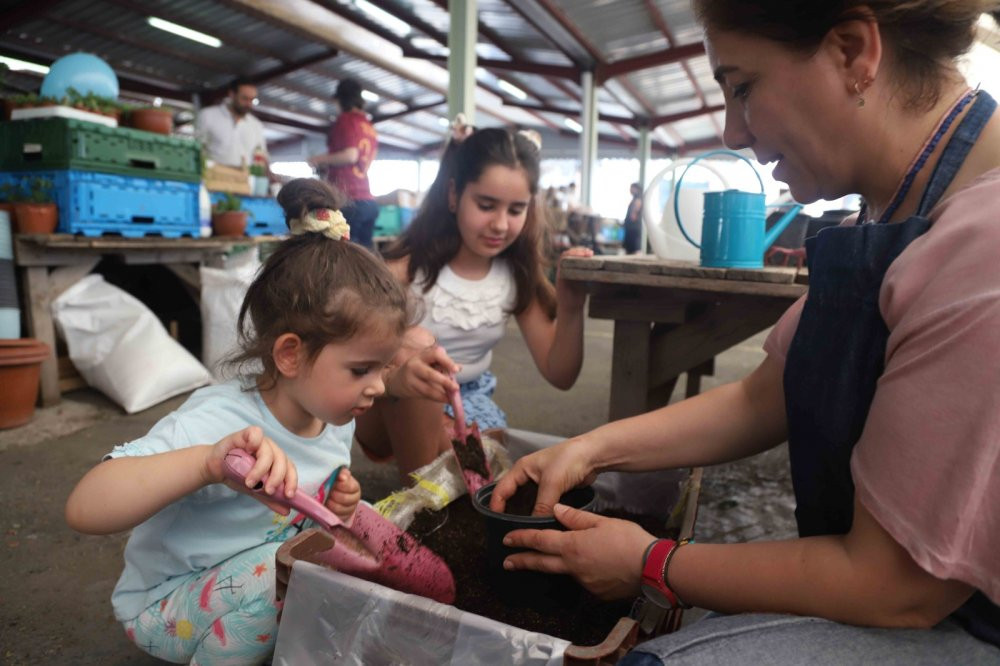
[222, 449, 455, 604]
[447, 388, 493, 495]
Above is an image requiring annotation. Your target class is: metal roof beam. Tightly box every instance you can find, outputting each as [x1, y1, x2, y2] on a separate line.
[2, 0, 67, 30]
[403, 52, 577, 79]
[651, 104, 725, 128]
[597, 42, 706, 83]
[371, 99, 447, 124]
[503, 101, 639, 127]
[246, 49, 339, 86]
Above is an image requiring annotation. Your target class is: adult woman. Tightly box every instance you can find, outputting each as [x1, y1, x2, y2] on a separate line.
[308, 78, 379, 250]
[491, 2, 1000, 662]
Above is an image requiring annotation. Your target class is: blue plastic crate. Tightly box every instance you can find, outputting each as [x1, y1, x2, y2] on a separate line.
[210, 193, 287, 237]
[0, 169, 200, 236]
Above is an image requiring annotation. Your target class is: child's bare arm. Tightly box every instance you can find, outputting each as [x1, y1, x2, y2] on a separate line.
[65, 426, 296, 535]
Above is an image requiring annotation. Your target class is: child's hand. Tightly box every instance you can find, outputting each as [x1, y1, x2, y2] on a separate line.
[383, 327, 460, 403]
[205, 426, 299, 507]
[556, 246, 594, 312]
[324, 467, 361, 525]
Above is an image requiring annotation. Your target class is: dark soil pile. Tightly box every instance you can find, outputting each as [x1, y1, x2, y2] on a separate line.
[408, 497, 677, 647]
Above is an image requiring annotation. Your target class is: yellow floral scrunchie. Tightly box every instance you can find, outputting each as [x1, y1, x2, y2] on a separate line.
[289, 208, 350, 241]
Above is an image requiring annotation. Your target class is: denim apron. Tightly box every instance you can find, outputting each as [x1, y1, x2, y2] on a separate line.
[784, 90, 999, 644]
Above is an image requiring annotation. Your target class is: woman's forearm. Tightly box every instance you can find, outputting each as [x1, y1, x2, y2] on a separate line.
[65, 445, 213, 535]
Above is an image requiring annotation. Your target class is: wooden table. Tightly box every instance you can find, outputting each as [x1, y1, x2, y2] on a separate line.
[561, 255, 808, 421]
[14, 234, 284, 406]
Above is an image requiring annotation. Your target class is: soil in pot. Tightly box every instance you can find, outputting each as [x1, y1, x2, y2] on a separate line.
[211, 211, 248, 237]
[13, 203, 57, 234]
[407, 496, 677, 648]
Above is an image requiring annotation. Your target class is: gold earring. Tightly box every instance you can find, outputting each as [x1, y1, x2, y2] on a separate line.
[854, 80, 865, 108]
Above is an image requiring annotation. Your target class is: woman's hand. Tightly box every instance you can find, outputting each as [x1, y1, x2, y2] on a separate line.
[555, 246, 594, 312]
[489, 435, 600, 516]
[502, 504, 655, 600]
[325, 467, 362, 525]
[204, 426, 299, 512]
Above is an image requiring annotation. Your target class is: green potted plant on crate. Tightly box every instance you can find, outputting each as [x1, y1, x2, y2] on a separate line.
[211, 192, 248, 237]
[12, 177, 58, 234]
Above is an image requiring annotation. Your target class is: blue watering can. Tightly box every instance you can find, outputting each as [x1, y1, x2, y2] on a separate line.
[674, 150, 803, 269]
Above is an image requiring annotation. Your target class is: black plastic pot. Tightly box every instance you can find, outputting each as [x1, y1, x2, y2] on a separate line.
[473, 481, 596, 608]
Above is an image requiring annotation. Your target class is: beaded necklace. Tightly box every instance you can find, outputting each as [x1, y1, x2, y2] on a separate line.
[860, 88, 977, 225]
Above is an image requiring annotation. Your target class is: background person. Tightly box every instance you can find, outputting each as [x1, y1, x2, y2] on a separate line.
[491, 2, 1000, 663]
[196, 78, 268, 169]
[309, 78, 379, 250]
[623, 181, 644, 254]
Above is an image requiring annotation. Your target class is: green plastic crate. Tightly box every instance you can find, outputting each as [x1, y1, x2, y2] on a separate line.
[0, 117, 201, 183]
[374, 205, 413, 237]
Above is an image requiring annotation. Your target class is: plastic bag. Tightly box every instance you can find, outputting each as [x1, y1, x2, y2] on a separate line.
[199, 248, 260, 380]
[374, 433, 511, 530]
[273, 561, 568, 666]
[52, 274, 212, 413]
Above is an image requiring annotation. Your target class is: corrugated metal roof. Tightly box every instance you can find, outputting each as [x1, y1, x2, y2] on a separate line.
[2, 0, 731, 158]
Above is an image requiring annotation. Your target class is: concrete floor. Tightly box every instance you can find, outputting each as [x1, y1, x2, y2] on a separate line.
[0, 317, 795, 665]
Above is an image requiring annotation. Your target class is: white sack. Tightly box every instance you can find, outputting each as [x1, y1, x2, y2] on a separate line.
[199, 249, 260, 380]
[52, 274, 212, 413]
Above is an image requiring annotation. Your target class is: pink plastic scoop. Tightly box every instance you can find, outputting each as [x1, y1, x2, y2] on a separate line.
[222, 449, 455, 604]
[447, 388, 493, 495]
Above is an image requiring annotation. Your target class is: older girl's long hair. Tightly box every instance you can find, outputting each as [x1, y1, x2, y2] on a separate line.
[382, 128, 557, 318]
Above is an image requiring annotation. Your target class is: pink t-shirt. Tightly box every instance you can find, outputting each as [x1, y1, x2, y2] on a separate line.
[765, 168, 1000, 604]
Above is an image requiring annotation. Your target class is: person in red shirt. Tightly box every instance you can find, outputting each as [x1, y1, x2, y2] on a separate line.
[308, 78, 379, 249]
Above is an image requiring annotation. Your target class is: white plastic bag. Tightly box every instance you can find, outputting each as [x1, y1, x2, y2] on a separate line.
[52, 274, 212, 413]
[273, 561, 568, 666]
[199, 249, 260, 380]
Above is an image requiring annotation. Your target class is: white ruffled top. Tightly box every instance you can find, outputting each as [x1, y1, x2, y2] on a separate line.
[413, 259, 516, 383]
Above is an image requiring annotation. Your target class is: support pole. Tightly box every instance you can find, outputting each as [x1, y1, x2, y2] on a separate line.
[579, 71, 599, 209]
[448, 0, 477, 124]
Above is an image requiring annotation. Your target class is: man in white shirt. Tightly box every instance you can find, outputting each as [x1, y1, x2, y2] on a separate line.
[196, 78, 268, 168]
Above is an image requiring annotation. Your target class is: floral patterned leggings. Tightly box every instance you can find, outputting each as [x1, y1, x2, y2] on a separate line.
[123, 542, 283, 666]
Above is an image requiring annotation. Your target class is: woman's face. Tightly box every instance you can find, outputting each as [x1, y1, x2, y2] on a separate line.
[705, 27, 855, 203]
[452, 165, 532, 259]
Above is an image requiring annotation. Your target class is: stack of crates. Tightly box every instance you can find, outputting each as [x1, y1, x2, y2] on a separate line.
[0, 117, 201, 237]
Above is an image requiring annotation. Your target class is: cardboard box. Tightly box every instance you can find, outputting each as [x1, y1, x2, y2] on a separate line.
[203, 163, 250, 195]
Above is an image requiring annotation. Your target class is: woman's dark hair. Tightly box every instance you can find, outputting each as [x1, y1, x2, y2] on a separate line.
[334, 78, 365, 111]
[230, 178, 414, 388]
[382, 128, 557, 318]
[692, 0, 996, 109]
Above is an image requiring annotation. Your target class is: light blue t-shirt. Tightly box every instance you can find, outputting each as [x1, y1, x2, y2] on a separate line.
[105, 380, 353, 621]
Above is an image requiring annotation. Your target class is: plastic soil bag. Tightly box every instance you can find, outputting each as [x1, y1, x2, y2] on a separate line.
[199, 249, 260, 380]
[52, 274, 212, 413]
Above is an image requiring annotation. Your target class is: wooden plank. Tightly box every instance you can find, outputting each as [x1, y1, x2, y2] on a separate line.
[22, 266, 60, 406]
[726, 266, 798, 284]
[561, 266, 807, 298]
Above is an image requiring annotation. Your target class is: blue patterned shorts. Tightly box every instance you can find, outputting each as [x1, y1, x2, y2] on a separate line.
[443, 371, 507, 430]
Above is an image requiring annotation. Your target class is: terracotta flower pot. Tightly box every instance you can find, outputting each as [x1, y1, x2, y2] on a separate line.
[129, 108, 173, 135]
[0, 202, 15, 226]
[211, 211, 248, 237]
[0, 338, 51, 429]
[12, 203, 58, 234]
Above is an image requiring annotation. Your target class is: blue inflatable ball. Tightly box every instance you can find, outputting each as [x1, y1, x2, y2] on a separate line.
[40, 53, 119, 100]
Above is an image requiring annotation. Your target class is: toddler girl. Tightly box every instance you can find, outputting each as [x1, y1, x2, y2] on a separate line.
[65, 178, 415, 665]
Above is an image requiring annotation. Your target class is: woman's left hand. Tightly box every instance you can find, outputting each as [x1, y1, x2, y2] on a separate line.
[501, 503, 654, 600]
[555, 246, 594, 312]
[325, 467, 362, 525]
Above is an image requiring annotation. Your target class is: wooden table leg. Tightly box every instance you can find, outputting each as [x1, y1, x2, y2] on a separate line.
[22, 265, 60, 406]
[609, 320, 653, 421]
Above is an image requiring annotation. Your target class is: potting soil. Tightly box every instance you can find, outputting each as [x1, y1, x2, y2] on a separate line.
[408, 497, 677, 648]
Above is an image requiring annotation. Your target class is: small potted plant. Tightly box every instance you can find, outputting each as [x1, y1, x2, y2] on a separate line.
[12, 178, 58, 234]
[211, 192, 248, 237]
